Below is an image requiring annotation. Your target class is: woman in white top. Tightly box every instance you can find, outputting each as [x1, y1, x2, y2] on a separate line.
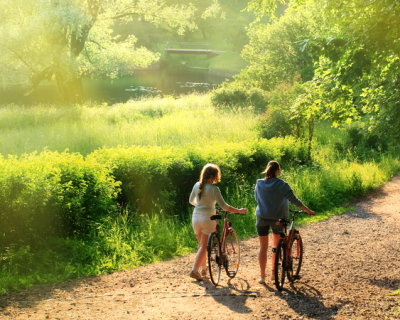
[188, 163, 247, 281]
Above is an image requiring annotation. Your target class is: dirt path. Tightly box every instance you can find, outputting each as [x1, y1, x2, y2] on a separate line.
[1, 176, 400, 319]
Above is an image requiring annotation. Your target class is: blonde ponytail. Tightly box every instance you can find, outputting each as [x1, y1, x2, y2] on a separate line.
[198, 164, 221, 200]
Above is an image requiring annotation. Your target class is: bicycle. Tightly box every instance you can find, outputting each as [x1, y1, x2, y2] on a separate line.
[207, 209, 244, 286]
[273, 209, 305, 291]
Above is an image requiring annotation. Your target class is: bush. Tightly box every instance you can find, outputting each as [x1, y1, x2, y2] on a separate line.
[0, 151, 119, 248]
[89, 138, 308, 217]
[210, 82, 268, 113]
[335, 122, 388, 152]
[256, 82, 307, 140]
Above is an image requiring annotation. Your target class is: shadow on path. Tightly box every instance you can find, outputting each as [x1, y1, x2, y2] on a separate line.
[274, 283, 348, 320]
[192, 277, 257, 314]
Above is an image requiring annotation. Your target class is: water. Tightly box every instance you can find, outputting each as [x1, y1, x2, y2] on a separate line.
[0, 67, 230, 105]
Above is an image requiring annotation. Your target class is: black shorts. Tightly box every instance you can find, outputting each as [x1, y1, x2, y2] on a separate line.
[256, 217, 284, 236]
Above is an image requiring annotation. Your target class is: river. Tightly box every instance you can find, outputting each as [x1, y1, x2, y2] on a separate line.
[0, 67, 231, 105]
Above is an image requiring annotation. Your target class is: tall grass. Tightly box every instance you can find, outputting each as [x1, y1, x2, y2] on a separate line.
[0, 95, 258, 156]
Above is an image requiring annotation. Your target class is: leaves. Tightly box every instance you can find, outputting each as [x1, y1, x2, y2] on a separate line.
[0, 0, 220, 98]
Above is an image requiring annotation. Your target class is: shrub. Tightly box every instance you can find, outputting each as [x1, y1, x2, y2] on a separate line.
[335, 122, 388, 152]
[256, 81, 307, 140]
[210, 82, 268, 113]
[0, 151, 119, 248]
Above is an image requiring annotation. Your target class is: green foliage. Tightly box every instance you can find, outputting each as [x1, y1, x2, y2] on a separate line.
[0, 0, 223, 102]
[236, 5, 319, 91]
[289, 0, 400, 141]
[88, 136, 309, 216]
[334, 122, 388, 154]
[210, 82, 268, 113]
[256, 81, 307, 139]
[0, 151, 119, 247]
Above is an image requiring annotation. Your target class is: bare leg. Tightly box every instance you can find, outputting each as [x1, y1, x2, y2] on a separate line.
[193, 233, 209, 269]
[258, 235, 269, 279]
[271, 233, 281, 275]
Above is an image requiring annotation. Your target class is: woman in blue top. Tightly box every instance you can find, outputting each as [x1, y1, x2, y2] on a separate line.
[255, 160, 315, 284]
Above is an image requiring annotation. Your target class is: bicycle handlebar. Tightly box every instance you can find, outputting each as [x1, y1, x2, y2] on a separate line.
[215, 209, 246, 216]
[289, 209, 305, 214]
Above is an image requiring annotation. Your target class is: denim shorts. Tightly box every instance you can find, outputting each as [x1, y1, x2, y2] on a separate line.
[256, 217, 284, 236]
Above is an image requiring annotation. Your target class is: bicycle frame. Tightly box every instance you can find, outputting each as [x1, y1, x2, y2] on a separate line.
[214, 210, 237, 258]
[280, 210, 303, 269]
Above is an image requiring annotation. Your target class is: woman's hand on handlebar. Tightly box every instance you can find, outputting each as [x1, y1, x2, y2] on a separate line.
[301, 205, 315, 216]
[228, 206, 247, 214]
[305, 208, 315, 216]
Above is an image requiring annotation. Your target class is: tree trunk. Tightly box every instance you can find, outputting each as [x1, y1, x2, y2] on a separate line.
[308, 116, 315, 160]
[55, 73, 85, 104]
[201, 27, 207, 40]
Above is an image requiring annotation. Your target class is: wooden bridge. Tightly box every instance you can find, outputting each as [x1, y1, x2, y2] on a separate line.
[165, 42, 226, 55]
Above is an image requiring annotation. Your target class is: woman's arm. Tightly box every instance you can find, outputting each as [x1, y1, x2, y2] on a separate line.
[284, 183, 315, 216]
[226, 206, 247, 214]
[214, 186, 247, 214]
[300, 205, 315, 216]
[189, 183, 198, 206]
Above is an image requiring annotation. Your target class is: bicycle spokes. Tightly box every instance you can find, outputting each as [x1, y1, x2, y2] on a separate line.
[208, 232, 221, 286]
[225, 229, 240, 278]
[288, 235, 303, 282]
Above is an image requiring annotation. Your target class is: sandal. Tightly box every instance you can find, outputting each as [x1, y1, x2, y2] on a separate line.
[189, 270, 203, 281]
[258, 278, 265, 284]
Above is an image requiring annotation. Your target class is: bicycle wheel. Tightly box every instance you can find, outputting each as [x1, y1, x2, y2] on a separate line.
[287, 233, 303, 282]
[208, 232, 221, 286]
[224, 229, 240, 278]
[274, 238, 286, 291]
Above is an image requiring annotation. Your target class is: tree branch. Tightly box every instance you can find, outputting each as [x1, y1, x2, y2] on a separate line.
[2, 44, 34, 72]
[87, 39, 105, 49]
[85, 47, 94, 64]
[108, 12, 140, 20]
[24, 67, 54, 96]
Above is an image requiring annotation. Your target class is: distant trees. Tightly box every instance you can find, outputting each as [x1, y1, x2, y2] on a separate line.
[0, 0, 220, 103]
[236, 6, 320, 91]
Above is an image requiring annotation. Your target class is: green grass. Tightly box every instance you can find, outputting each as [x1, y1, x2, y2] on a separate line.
[1, 95, 400, 294]
[0, 95, 258, 156]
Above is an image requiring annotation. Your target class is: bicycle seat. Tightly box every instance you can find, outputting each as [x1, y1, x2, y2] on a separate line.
[210, 215, 222, 220]
[279, 218, 290, 225]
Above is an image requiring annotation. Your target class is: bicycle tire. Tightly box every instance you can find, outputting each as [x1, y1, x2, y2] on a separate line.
[208, 232, 221, 286]
[224, 229, 240, 278]
[287, 233, 303, 282]
[274, 238, 286, 291]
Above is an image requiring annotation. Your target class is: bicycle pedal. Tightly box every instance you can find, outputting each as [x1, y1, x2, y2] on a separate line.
[294, 275, 301, 280]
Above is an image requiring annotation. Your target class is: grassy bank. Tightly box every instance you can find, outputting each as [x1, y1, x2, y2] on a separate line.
[0, 95, 257, 156]
[1, 94, 399, 294]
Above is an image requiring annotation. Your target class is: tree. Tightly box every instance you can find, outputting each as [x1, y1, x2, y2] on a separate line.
[0, 0, 220, 103]
[247, 0, 400, 141]
[235, 3, 320, 91]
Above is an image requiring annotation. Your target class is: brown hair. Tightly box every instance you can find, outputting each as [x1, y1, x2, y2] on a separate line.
[198, 164, 221, 200]
[262, 160, 280, 180]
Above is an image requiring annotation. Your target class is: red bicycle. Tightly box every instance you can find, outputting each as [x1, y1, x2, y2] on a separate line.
[274, 209, 304, 291]
[207, 209, 243, 286]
